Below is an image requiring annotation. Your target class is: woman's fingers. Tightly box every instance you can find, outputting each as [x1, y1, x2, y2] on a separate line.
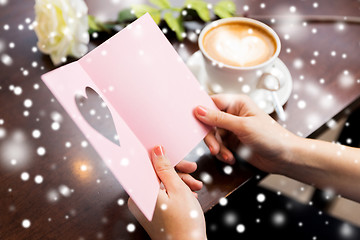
[177, 173, 203, 191]
[175, 160, 197, 174]
[210, 94, 235, 111]
[204, 129, 220, 155]
[216, 142, 235, 164]
[195, 106, 240, 131]
[151, 146, 185, 195]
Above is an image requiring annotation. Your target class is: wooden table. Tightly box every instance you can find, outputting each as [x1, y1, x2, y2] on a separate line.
[0, 0, 359, 239]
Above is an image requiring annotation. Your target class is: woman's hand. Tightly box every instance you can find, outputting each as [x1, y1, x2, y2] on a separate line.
[128, 146, 207, 240]
[194, 94, 297, 174]
[174, 159, 203, 198]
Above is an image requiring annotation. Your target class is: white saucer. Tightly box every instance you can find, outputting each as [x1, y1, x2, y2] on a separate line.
[186, 51, 293, 114]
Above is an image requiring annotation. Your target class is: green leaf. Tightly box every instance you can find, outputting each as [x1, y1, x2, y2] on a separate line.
[88, 15, 111, 33]
[184, 0, 211, 22]
[88, 15, 101, 31]
[118, 8, 136, 23]
[214, 0, 236, 19]
[164, 12, 185, 41]
[132, 4, 161, 24]
[149, 0, 171, 9]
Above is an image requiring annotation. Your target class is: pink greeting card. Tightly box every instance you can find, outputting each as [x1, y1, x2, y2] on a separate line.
[42, 13, 216, 221]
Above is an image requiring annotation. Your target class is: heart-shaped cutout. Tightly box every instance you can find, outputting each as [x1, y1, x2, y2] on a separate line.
[75, 87, 120, 146]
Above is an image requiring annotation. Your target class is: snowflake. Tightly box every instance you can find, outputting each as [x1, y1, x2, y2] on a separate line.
[127, 223, 136, 232]
[120, 158, 129, 166]
[237, 146, 252, 160]
[32, 129, 41, 138]
[80, 164, 88, 171]
[81, 140, 88, 148]
[219, 197, 228, 206]
[0, 127, 6, 139]
[297, 100, 306, 109]
[21, 172, 30, 181]
[326, 119, 337, 129]
[340, 223, 354, 237]
[24, 99, 33, 108]
[336, 23, 345, 31]
[37, 146, 46, 156]
[224, 211, 238, 226]
[117, 198, 125, 206]
[47, 189, 59, 202]
[34, 175, 43, 184]
[51, 111, 63, 122]
[59, 185, 71, 197]
[190, 210, 199, 218]
[293, 59, 303, 69]
[199, 172, 213, 184]
[22, 219, 31, 228]
[65, 141, 71, 148]
[1, 130, 32, 169]
[223, 165, 233, 175]
[256, 193, 266, 203]
[271, 212, 286, 226]
[236, 224, 245, 233]
[14, 86, 22, 95]
[22, 69, 29, 76]
[195, 147, 205, 156]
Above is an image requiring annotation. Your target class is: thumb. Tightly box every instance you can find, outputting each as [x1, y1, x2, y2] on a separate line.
[152, 146, 184, 194]
[195, 106, 241, 132]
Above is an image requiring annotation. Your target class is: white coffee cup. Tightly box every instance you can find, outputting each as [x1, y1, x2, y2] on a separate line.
[198, 17, 283, 95]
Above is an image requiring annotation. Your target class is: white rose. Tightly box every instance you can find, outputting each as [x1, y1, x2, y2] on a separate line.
[34, 0, 89, 65]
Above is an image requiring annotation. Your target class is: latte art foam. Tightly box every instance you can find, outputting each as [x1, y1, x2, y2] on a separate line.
[203, 23, 276, 67]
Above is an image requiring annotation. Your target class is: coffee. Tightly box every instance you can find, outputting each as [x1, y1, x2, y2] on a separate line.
[202, 22, 276, 67]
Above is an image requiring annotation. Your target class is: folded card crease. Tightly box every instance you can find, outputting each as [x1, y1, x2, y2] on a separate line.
[41, 13, 216, 221]
[42, 61, 159, 220]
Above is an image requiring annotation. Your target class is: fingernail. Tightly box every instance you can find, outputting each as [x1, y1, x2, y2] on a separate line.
[197, 106, 208, 116]
[222, 153, 229, 161]
[209, 146, 213, 154]
[154, 145, 165, 157]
